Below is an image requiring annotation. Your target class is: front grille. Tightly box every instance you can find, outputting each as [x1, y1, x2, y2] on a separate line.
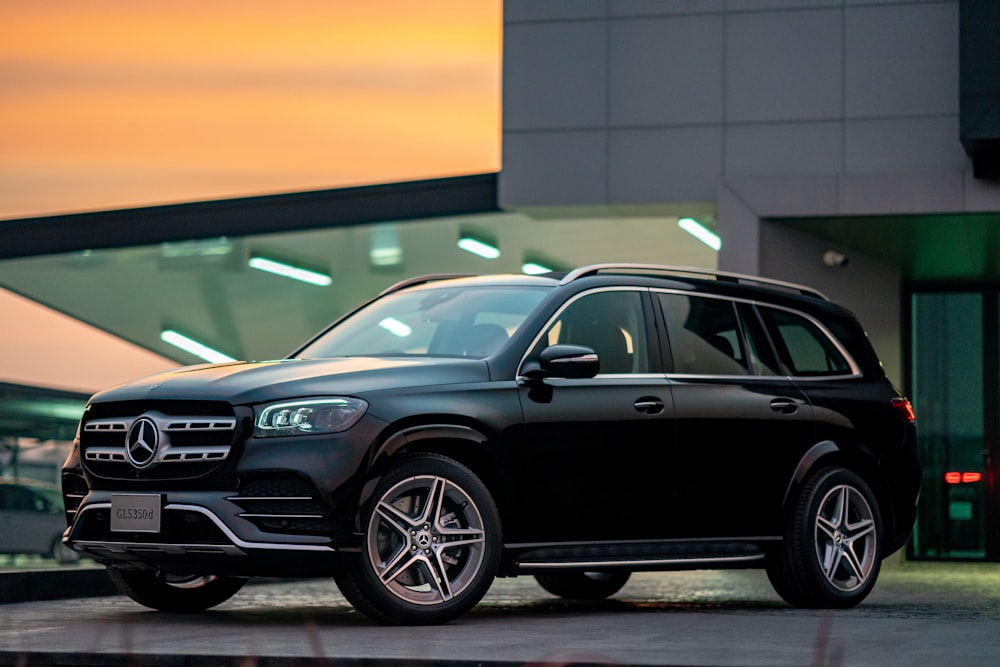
[80, 402, 237, 481]
[230, 474, 334, 536]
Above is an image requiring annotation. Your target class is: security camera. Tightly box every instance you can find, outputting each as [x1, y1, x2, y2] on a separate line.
[823, 250, 849, 268]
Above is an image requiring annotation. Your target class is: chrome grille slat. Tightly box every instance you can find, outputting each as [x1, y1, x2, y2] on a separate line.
[163, 419, 236, 431]
[83, 421, 127, 432]
[85, 448, 127, 462]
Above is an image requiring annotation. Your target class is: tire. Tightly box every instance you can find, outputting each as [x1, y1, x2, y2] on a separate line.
[50, 536, 81, 565]
[535, 571, 630, 600]
[335, 454, 501, 625]
[766, 467, 882, 608]
[107, 568, 247, 612]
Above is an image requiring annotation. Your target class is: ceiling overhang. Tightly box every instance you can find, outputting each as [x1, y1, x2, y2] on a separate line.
[776, 213, 1000, 283]
[0, 173, 499, 260]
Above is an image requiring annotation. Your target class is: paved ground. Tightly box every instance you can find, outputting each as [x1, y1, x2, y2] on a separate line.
[2, 560, 1000, 666]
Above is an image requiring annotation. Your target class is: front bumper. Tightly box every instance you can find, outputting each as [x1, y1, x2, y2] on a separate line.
[66, 489, 361, 577]
[63, 412, 386, 577]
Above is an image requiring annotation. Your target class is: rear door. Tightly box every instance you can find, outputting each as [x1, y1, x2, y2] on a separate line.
[656, 293, 815, 538]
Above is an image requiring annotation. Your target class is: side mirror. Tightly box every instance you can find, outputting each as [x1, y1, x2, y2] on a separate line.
[523, 344, 600, 380]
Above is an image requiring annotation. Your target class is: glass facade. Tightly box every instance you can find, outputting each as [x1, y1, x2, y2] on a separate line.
[910, 291, 991, 560]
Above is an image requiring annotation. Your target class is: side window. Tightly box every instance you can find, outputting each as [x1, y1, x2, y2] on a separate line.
[758, 307, 852, 376]
[659, 294, 750, 375]
[537, 290, 649, 374]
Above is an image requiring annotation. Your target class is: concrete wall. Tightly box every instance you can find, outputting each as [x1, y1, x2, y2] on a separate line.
[501, 0, 975, 211]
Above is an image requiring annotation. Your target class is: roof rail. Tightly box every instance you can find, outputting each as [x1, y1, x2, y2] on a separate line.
[378, 274, 472, 296]
[559, 263, 828, 300]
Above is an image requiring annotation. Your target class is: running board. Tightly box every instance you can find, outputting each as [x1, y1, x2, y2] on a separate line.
[517, 553, 765, 571]
[507, 538, 774, 574]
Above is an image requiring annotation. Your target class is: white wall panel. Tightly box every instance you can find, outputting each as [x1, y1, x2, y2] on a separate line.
[725, 122, 842, 175]
[503, 21, 608, 131]
[725, 9, 842, 123]
[608, 127, 723, 203]
[845, 3, 959, 118]
[504, 0, 607, 23]
[726, 0, 840, 10]
[610, 15, 724, 126]
[845, 116, 966, 173]
[611, 0, 724, 17]
[499, 131, 607, 207]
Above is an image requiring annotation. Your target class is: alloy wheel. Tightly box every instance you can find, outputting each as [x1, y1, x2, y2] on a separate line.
[367, 474, 487, 605]
[813, 483, 878, 592]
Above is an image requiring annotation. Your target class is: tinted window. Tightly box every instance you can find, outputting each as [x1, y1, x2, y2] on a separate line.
[759, 307, 852, 376]
[299, 285, 550, 359]
[659, 294, 749, 375]
[536, 290, 649, 374]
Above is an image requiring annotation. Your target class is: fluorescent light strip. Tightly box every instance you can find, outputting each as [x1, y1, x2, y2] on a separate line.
[521, 262, 552, 275]
[457, 237, 501, 259]
[678, 218, 722, 251]
[161, 330, 236, 364]
[248, 257, 332, 286]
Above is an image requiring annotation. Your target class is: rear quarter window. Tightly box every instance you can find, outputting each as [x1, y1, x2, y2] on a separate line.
[759, 307, 854, 377]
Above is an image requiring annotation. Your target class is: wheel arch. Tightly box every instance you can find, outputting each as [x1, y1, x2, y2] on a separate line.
[782, 440, 897, 556]
[360, 422, 506, 523]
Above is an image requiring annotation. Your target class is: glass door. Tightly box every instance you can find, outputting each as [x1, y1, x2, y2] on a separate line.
[909, 290, 999, 560]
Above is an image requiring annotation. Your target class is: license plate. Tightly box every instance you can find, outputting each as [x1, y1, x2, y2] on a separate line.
[110, 494, 162, 533]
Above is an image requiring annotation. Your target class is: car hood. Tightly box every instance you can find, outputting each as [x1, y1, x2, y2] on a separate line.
[89, 357, 493, 405]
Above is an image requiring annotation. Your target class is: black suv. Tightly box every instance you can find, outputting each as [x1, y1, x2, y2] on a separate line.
[62, 264, 920, 624]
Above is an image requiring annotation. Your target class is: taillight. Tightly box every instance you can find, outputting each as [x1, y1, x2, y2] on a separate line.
[891, 397, 916, 423]
[945, 471, 982, 484]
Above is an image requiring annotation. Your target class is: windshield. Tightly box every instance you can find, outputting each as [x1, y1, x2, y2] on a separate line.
[297, 284, 551, 359]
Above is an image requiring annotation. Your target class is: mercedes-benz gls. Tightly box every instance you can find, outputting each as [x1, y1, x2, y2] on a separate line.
[62, 264, 920, 624]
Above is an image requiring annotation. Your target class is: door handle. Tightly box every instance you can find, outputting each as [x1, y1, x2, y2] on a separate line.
[769, 398, 799, 415]
[634, 397, 665, 415]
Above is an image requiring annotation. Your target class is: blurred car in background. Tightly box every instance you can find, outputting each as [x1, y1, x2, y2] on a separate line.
[0, 479, 80, 564]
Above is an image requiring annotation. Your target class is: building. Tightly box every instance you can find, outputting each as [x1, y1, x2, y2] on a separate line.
[1, 0, 998, 561]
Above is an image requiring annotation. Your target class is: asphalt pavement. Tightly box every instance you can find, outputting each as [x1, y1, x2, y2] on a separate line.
[2, 560, 1000, 666]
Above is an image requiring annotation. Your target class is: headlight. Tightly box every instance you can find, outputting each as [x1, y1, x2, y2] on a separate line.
[253, 397, 368, 437]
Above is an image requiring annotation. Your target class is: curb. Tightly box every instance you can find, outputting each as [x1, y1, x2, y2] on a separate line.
[0, 568, 117, 604]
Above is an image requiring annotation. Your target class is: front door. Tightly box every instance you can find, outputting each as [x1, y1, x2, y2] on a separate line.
[513, 288, 675, 542]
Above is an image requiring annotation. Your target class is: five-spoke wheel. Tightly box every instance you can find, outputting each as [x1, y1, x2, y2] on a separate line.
[335, 454, 501, 624]
[766, 467, 882, 608]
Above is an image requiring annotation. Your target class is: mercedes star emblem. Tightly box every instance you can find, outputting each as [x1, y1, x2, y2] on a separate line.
[126, 417, 159, 468]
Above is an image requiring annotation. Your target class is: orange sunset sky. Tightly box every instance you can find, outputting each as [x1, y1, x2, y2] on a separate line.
[0, 0, 501, 219]
[0, 0, 501, 392]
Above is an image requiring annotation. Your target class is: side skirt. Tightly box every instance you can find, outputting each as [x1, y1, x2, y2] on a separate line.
[499, 537, 780, 576]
